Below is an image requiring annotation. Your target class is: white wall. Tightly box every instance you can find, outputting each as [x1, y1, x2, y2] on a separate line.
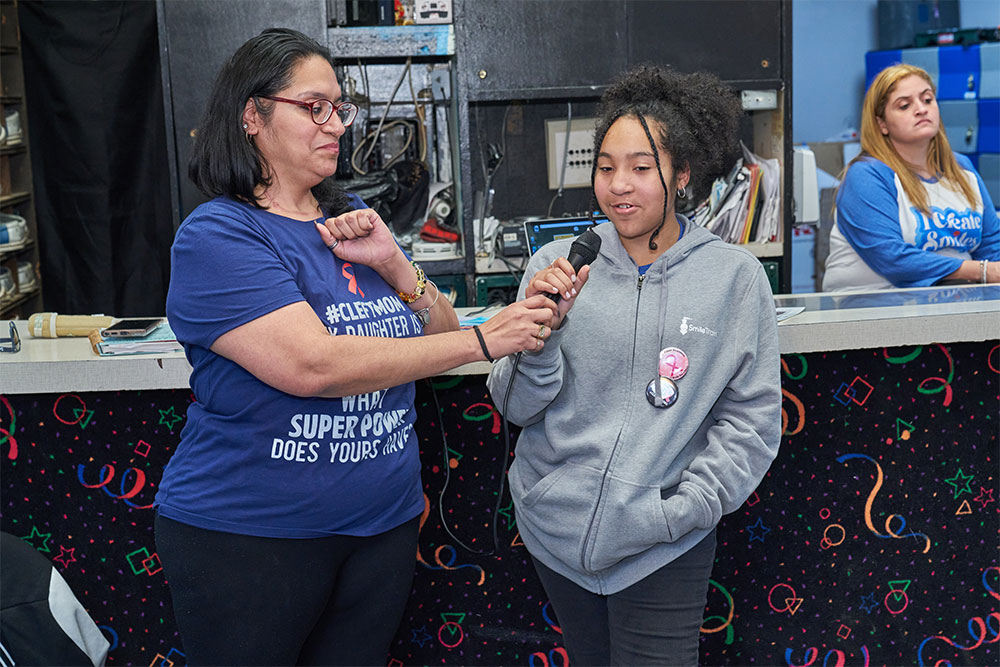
[792, 0, 878, 143]
[792, 0, 1000, 143]
[961, 0, 1000, 28]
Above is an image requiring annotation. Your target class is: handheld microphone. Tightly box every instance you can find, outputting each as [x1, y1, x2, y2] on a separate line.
[27, 313, 115, 338]
[546, 227, 602, 303]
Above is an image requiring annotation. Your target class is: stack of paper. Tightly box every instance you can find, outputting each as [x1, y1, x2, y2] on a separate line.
[88, 322, 182, 356]
[690, 142, 781, 245]
[741, 142, 781, 243]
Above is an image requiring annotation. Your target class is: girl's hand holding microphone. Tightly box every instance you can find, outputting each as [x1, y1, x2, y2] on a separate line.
[525, 257, 592, 328]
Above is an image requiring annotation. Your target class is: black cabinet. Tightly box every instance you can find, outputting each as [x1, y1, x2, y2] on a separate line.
[627, 0, 783, 84]
[156, 0, 325, 222]
[456, 0, 627, 101]
[456, 0, 783, 98]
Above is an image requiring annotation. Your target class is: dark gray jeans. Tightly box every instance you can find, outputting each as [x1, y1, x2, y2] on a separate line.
[531, 528, 717, 666]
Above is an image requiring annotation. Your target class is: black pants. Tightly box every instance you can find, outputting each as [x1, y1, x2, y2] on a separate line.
[532, 529, 717, 667]
[154, 514, 419, 666]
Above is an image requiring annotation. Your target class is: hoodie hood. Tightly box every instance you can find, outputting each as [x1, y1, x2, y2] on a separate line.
[591, 215, 723, 276]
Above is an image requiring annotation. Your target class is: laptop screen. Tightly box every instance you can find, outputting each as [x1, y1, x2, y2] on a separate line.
[523, 217, 605, 255]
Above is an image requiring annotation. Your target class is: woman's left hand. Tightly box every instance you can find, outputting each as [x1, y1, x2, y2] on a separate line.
[315, 208, 399, 267]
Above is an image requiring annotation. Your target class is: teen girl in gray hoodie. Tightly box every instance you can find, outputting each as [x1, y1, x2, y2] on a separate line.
[487, 66, 782, 666]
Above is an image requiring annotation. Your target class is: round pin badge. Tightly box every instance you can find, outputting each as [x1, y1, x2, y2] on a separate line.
[645, 376, 679, 408]
[658, 347, 689, 381]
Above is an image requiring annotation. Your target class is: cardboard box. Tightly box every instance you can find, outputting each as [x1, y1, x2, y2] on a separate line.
[807, 141, 862, 179]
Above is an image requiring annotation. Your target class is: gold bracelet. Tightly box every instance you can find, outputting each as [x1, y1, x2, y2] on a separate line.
[396, 260, 427, 303]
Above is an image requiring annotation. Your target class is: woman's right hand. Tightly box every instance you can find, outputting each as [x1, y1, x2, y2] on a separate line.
[315, 208, 399, 268]
[476, 295, 559, 358]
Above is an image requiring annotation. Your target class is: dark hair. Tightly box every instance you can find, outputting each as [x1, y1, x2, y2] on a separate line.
[188, 28, 351, 215]
[590, 65, 742, 249]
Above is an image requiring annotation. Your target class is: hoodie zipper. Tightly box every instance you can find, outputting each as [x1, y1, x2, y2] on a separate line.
[579, 273, 645, 573]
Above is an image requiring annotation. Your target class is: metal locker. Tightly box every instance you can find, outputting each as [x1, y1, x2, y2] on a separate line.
[866, 49, 902, 89]
[901, 47, 940, 89]
[937, 44, 979, 100]
[979, 43, 1000, 99]
[977, 153, 1000, 206]
[978, 99, 1000, 153]
[939, 100, 979, 154]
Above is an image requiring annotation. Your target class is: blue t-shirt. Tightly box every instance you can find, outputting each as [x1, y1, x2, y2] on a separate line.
[156, 196, 425, 538]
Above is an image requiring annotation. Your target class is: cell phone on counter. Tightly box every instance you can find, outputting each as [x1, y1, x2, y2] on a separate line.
[100, 318, 164, 338]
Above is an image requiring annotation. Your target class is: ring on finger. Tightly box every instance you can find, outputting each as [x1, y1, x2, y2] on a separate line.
[535, 338, 542, 349]
[326, 239, 339, 251]
[537, 323, 546, 339]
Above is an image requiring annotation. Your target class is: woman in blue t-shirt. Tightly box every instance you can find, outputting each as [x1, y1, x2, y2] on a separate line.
[823, 63, 1000, 291]
[154, 28, 556, 665]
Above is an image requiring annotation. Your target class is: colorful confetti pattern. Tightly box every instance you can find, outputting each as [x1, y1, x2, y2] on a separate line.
[1, 340, 996, 665]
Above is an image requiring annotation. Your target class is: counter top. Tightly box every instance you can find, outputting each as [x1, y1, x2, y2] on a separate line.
[0, 309, 493, 395]
[3, 285, 997, 394]
[773, 283, 1000, 354]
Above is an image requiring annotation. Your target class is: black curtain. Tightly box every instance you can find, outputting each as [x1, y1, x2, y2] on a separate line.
[19, 0, 173, 317]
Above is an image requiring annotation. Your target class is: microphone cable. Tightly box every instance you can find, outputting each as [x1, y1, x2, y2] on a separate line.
[430, 224, 600, 556]
[429, 349, 523, 558]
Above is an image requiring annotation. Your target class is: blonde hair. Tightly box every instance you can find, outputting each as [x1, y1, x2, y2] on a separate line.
[849, 63, 978, 216]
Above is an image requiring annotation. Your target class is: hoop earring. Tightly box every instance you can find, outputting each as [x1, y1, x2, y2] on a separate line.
[677, 186, 688, 200]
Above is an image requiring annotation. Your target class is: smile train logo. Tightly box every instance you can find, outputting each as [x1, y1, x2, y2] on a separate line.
[680, 316, 717, 336]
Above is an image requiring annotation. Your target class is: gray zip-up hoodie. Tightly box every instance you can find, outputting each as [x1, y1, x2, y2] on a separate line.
[487, 219, 781, 595]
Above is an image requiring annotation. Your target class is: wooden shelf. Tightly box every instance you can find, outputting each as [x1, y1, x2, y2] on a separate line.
[0, 239, 35, 261]
[327, 24, 454, 58]
[0, 285, 41, 316]
[422, 256, 466, 276]
[743, 241, 785, 258]
[0, 192, 31, 208]
[0, 191, 30, 208]
[0, 143, 27, 156]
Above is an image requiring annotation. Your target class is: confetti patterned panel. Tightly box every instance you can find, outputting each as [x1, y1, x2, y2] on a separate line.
[0, 389, 191, 665]
[1, 340, 996, 666]
[698, 341, 999, 667]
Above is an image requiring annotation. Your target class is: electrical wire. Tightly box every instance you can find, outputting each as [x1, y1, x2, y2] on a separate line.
[358, 57, 413, 170]
[358, 59, 371, 118]
[350, 119, 415, 175]
[428, 345, 523, 558]
[406, 62, 428, 162]
[547, 102, 573, 217]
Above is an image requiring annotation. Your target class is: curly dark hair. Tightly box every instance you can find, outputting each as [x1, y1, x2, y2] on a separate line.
[589, 64, 742, 249]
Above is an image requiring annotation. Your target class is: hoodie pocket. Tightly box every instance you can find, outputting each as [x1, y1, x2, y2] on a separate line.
[510, 461, 602, 561]
[586, 475, 669, 571]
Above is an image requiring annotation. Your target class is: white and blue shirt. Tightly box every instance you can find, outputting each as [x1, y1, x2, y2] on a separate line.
[157, 195, 425, 538]
[823, 154, 1000, 291]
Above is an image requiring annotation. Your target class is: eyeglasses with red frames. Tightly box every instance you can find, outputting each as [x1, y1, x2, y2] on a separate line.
[259, 96, 359, 127]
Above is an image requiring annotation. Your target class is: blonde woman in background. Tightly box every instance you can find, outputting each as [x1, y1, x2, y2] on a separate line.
[823, 63, 1000, 291]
